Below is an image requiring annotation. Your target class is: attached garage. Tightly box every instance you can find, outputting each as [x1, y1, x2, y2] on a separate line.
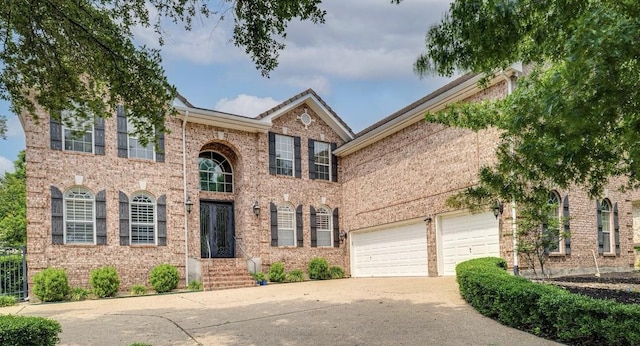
[439, 211, 500, 276]
[350, 222, 428, 277]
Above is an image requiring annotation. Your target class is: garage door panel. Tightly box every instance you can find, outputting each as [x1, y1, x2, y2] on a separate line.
[441, 212, 499, 276]
[352, 223, 428, 277]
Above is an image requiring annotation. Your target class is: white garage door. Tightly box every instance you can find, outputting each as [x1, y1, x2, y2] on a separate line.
[441, 212, 499, 276]
[351, 223, 428, 277]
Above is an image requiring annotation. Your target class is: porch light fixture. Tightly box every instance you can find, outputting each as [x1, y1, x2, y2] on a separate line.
[252, 201, 261, 216]
[339, 230, 348, 243]
[185, 197, 193, 214]
[492, 201, 504, 219]
[424, 216, 433, 224]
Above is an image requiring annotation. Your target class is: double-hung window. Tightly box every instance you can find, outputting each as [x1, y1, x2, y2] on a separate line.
[62, 110, 93, 153]
[275, 135, 294, 176]
[277, 204, 296, 246]
[64, 187, 95, 244]
[601, 199, 613, 253]
[316, 206, 332, 247]
[314, 142, 331, 181]
[130, 193, 156, 245]
[128, 119, 155, 160]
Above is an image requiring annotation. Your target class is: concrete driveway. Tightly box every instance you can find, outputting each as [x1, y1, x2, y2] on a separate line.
[2, 277, 560, 346]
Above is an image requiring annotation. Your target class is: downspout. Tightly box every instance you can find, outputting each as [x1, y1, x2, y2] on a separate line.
[503, 72, 519, 275]
[182, 110, 190, 286]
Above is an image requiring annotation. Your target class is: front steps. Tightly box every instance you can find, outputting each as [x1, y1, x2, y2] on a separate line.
[201, 258, 256, 291]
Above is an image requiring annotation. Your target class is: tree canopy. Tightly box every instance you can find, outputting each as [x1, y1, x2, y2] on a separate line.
[0, 0, 331, 144]
[417, 0, 640, 206]
[0, 151, 26, 246]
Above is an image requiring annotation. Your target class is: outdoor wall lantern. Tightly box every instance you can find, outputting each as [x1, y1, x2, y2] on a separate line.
[424, 216, 433, 224]
[252, 201, 261, 216]
[185, 197, 193, 214]
[339, 230, 348, 243]
[492, 201, 504, 219]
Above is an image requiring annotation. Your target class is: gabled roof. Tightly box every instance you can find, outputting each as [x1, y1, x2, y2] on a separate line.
[257, 89, 355, 141]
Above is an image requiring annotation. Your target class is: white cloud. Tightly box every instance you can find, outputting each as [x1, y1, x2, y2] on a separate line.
[0, 156, 14, 178]
[283, 75, 331, 95]
[214, 94, 281, 117]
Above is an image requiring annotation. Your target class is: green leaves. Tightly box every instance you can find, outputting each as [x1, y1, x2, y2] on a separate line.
[0, 151, 25, 246]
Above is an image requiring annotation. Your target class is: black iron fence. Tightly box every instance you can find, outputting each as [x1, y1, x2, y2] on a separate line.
[0, 246, 27, 300]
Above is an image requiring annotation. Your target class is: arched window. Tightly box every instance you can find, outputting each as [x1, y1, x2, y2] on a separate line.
[199, 152, 233, 192]
[277, 204, 295, 246]
[316, 206, 332, 247]
[130, 193, 156, 245]
[546, 191, 561, 253]
[601, 199, 613, 253]
[64, 187, 95, 244]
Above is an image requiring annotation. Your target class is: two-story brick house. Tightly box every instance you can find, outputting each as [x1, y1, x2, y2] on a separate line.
[20, 67, 636, 293]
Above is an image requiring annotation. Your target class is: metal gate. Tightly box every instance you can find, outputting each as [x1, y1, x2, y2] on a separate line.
[0, 246, 27, 300]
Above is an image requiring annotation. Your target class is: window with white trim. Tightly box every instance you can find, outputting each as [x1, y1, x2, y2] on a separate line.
[277, 204, 295, 246]
[275, 134, 294, 176]
[199, 152, 233, 192]
[601, 199, 613, 253]
[316, 206, 332, 247]
[546, 191, 562, 254]
[314, 141, 331, 181]
[62, 110, 93, 153]
[130, 193, 156, 245]
[128, 119, 155, 160]
[64, 187, 95, 244]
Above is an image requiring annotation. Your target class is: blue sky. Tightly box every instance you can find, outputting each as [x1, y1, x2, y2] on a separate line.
[0, 0, 455, 175]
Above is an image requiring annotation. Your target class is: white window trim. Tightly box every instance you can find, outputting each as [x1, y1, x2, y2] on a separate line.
[314, 141, 332, 181]
[63, 187, 96, 245]
[601, 199, 615, 254]
[316, 205, 333, 247]
[198, 152, 234, 193]
[61, 110, 94, 154]
[127, 119, 156, 160]
[275, 134, 295, 176]
[277, 204, 296, 247]
[129, 192, 157, 245]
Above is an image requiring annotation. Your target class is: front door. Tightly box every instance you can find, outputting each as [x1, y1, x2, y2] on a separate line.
[200, 201, 235, 258]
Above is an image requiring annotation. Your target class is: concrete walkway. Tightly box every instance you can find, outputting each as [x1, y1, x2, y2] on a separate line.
[2, 277, 561, 345]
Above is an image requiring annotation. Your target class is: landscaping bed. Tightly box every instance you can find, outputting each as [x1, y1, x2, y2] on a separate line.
[548, 271, 640, 305]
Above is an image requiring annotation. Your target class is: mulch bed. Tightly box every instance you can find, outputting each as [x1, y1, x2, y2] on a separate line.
[546, 272, 640, 305]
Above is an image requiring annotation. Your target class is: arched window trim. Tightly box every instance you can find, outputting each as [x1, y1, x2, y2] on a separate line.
[601, 198, 614, 253]
[199, 151, 234, 193]
[129, 191, 157, 245]
[63, 186, 96, 244]
[316, 205, 333, 247]
[547, 190, 563, 254]
[277, 203, 296, 247]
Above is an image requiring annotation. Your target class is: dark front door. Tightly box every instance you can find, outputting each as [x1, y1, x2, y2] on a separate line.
[200, 201, 235, 258]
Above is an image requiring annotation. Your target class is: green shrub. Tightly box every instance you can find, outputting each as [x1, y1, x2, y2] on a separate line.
[130, 285, 147, 296]
[69, 287, 90, 301]
[456, 257, 640, 345]
[286, 269, 305, 282]
[268, 262, 286, 282]
[129, 343, 152, 346]
[0, 295, 16, 307]
[308, 257, 329, 280]
[252, 272, 266, 282]
[0, 315, 61, 346]
[149, 264, 179, 293]
[328, 266, 345, 279]
[187, 280, 203, 291]
[32, 268, 69, 302]
[89, 266, 120, 298]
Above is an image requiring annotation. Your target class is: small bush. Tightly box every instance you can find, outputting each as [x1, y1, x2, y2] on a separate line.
[187, 280, 203, 291]
[328, 266, 345, 279]
[268, 262, 286, 283]
[0, 315, 61, 346]
[130, 285, 147, 296]
[252, 272, 266, 282]
[308, 257, 329, 280]
[32, 268, 69, 302]
[149, 264, 179, 293]
[0, 295, 16, 307]
[69, 287, 90, 301]
[286, 269, 305, 282]
[89, 266, 120, 298]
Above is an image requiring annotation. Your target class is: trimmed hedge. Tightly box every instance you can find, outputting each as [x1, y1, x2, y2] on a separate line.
[89, 266, 120, 298]
[456, 257, 640, 345]
[149, 264, 179, 293]
[32, 268, 69, 302]
[0, 315, 61, 346]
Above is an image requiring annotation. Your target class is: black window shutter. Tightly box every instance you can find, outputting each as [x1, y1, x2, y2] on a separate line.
[614, 202, 620, 255]
[50, 118, 62, 151]
[596, 200, 604, 254]
[94, 118, 105, 155]
[308, 139, 316, 180]
[268, 132, 276, 175]
[310, 206, 317, 247]
[155, 126, 165, 162]
[51, 186, 64, 244]
[119, 191, 130, 245]
[563, 195, 571, 255]
[270, 202, 278, 246]
[95, 190, 107, 245]
[331, 143, 338, 182]
[296, 205, 303, 247]
[116, 105, 128, 158]
[294, 137, 302, 178]
[157, 195, 167, 246]
[333, 208, 340, 248]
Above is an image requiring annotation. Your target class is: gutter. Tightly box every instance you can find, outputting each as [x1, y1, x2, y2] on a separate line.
[182, 110, 190, 286]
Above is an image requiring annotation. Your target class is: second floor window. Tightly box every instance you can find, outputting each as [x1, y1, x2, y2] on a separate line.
[276, 134, 294, 176]
[128, 119, 155, 160]
[314, 141, 331, 181]
[62, 110, 93, 153]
